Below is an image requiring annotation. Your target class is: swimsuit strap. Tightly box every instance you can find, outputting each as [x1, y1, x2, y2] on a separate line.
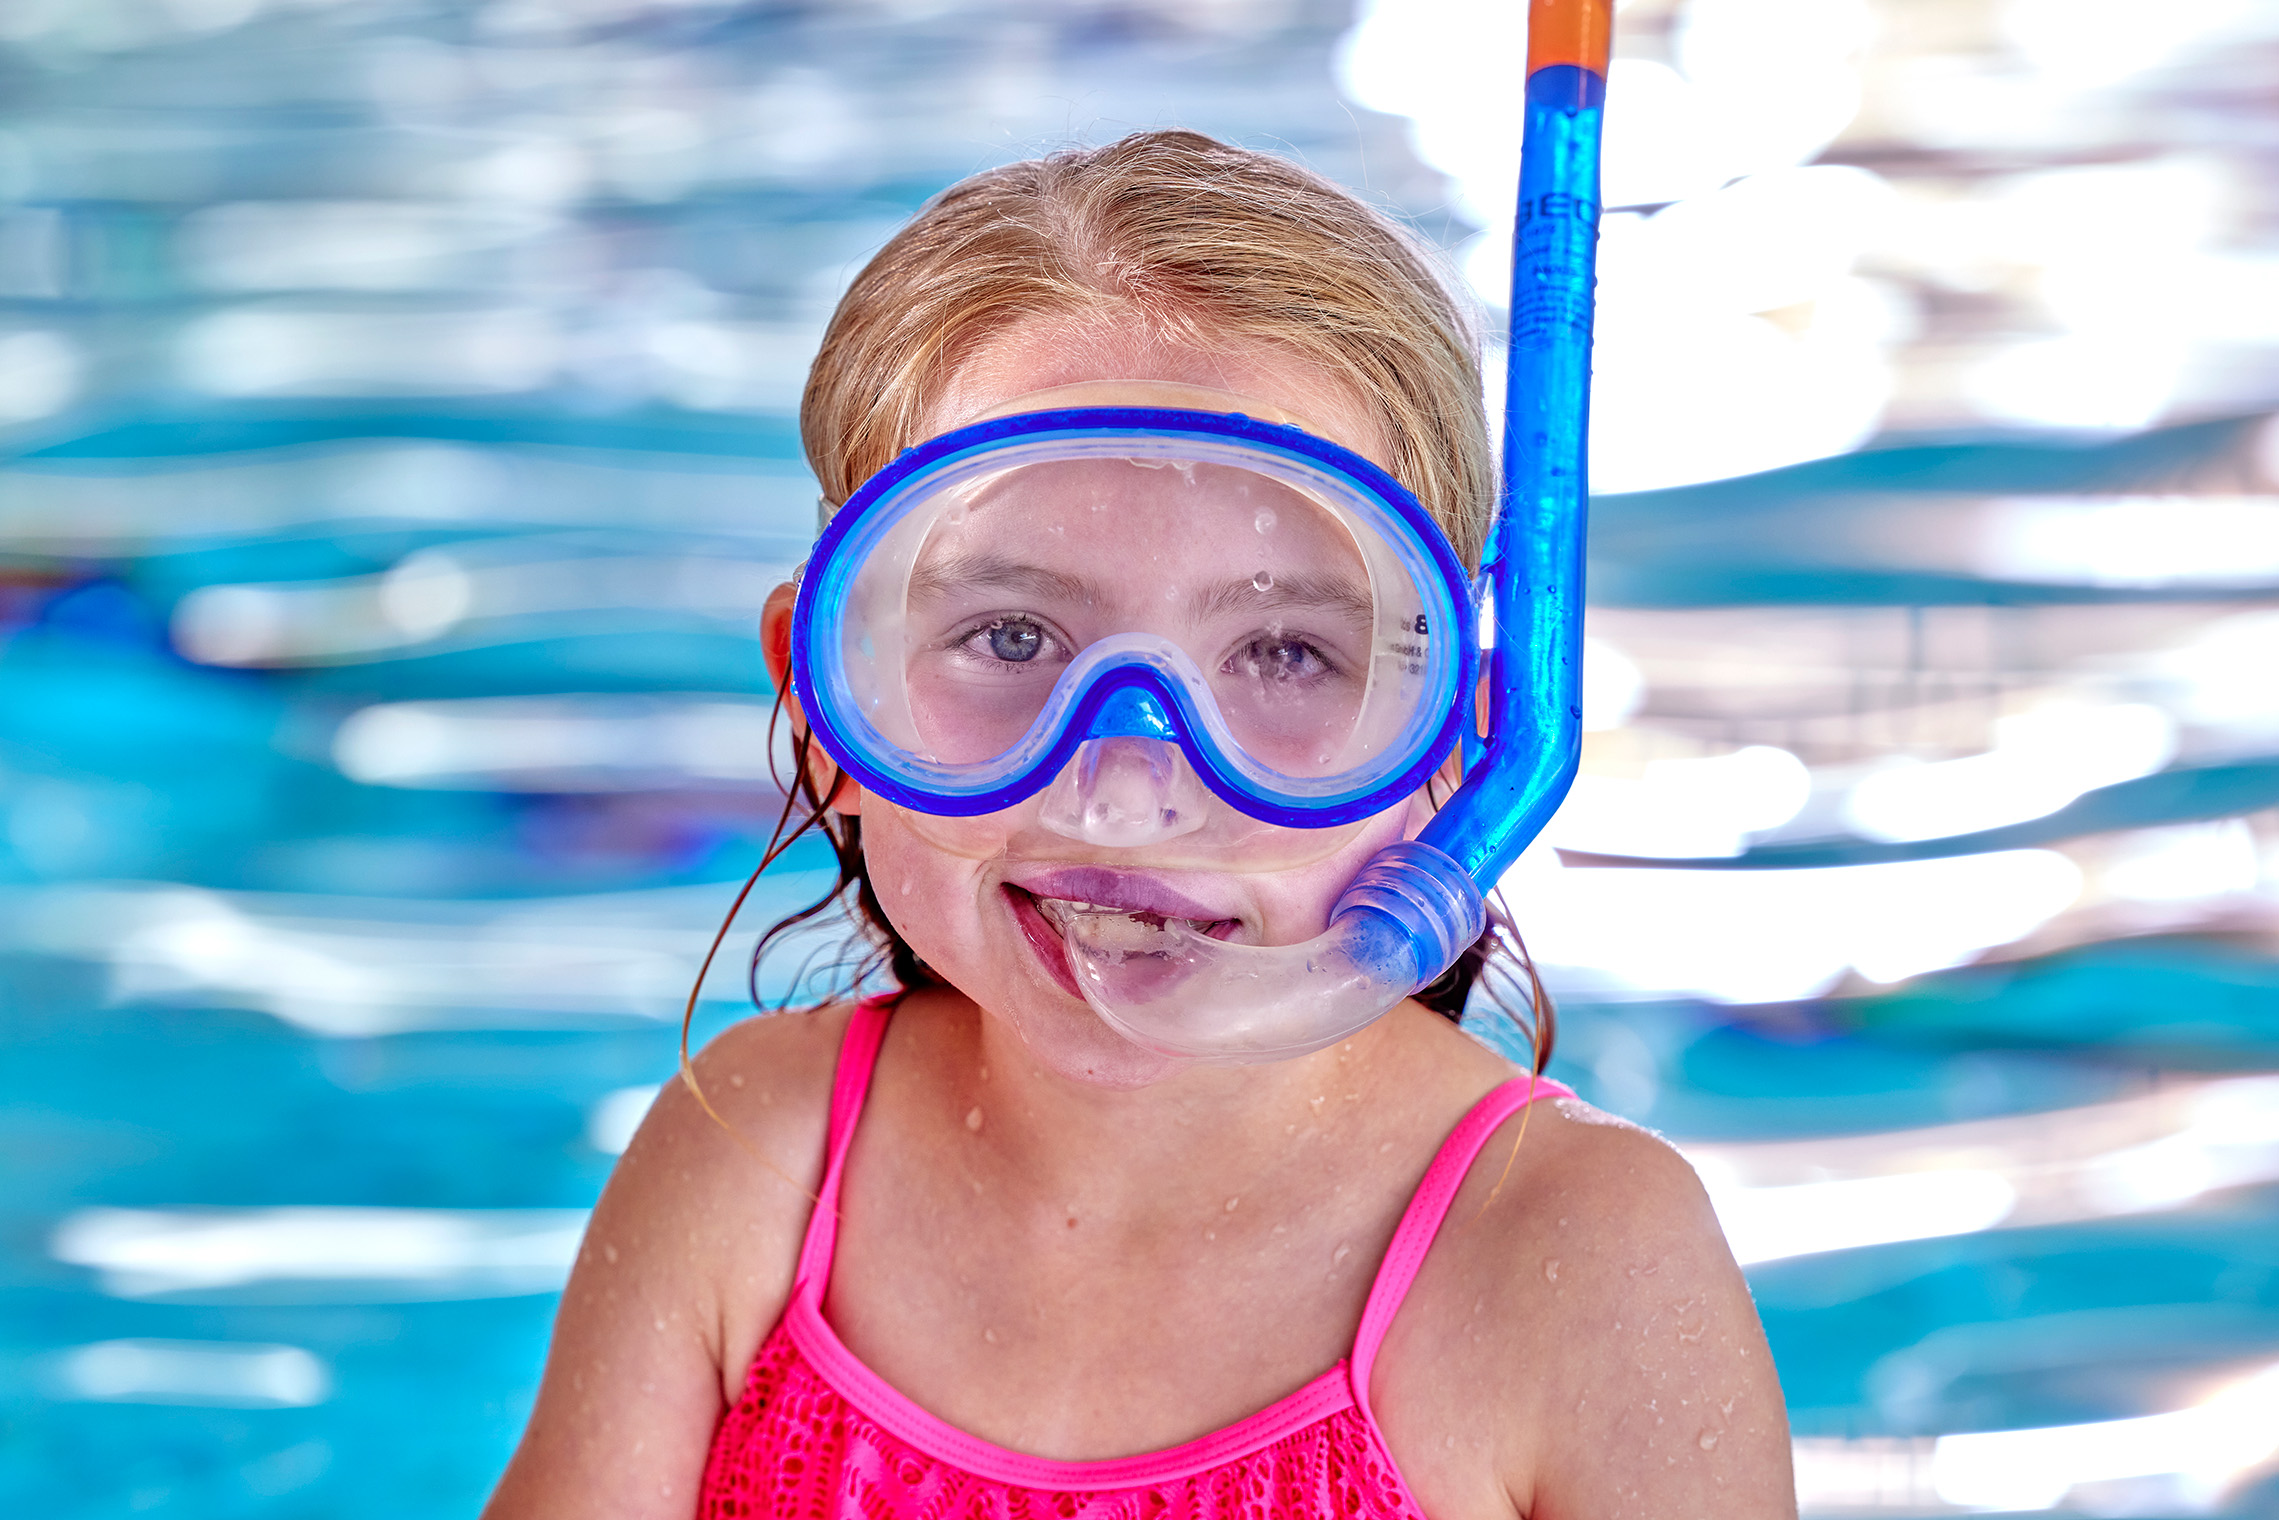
[1348, 1073, 1573, 1423]
[791, 995, 897, 1292]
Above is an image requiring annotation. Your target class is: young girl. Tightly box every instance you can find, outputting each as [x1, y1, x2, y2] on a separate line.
[485, 130, 1794, 1520]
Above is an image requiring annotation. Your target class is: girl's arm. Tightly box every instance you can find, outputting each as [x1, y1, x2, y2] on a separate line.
[481, 1008, 848, 1520]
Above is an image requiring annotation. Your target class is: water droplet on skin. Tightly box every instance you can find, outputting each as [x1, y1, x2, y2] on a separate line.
[1543, 1258, 1560, 1283]
[603, 1243, 619, 1264]
[1308, 1095, 1326, 1116]
[1698, 1430, 1719, 1451]
[1251, 569, 1273, 592]
[1205, 1231, 1215, 1240]
[1255, 508, 1277, 533]
[1333, 1243, 1352, 1266]
[983, 1328, 997, 1344]
[965, 1106, 983, 1131]
[1224, 1196, 1239, 1212]
[728, 1073, 744, 1087]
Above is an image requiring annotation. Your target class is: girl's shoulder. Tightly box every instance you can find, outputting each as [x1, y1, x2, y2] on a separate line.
[596, 1002, 864, 1383]
[481, 1004, 865, 1519]
[1381, 1087, 1795, 1518]
[633, 1000, 860, 1199]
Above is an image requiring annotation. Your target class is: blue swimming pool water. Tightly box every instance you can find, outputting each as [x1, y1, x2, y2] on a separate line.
[7, 2, 2279, 1518]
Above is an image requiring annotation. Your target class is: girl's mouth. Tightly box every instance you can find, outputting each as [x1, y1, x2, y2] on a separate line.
[1002, 885, 1242, 997]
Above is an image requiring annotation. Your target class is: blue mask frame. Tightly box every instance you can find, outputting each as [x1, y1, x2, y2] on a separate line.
[789, 405, 1479, 830]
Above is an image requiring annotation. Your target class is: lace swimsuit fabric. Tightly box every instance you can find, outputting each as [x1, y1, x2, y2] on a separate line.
[698, 998, 1571, 1519]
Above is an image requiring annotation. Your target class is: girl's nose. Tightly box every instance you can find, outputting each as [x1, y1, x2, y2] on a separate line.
[1038, 737, 1211, 847]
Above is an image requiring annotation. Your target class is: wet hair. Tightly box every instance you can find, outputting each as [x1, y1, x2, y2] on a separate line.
[726, 129, 1550, 1069]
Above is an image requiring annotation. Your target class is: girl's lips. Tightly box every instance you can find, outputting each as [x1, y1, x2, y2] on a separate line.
[1003, 865, 1237, 925]
[1005, 885, 1085, 997]
[1005, 879, 1243, 970]
[1003, 868, 1247, 1001]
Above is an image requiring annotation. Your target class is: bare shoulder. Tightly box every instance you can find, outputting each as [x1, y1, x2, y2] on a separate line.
[480, 1003, 853, 1520]
[641, 1000, 856, 1190]
[1380, 1092, 1795, 1520]
[600, 1002, 857, 1365]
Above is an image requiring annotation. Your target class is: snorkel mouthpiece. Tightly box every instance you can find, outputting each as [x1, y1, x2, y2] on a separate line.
[1063, 840, 1486, 1060]
[1062, 0, 1610, 1062]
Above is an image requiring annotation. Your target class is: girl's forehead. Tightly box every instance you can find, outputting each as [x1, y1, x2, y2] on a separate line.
[927, 313, 1391, 470]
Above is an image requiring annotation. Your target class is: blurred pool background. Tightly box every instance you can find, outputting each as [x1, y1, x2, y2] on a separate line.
[4, 0, 2279, 1515]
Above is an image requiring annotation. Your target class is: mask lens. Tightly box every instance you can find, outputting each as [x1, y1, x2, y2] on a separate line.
[894, 454, 1386, 776]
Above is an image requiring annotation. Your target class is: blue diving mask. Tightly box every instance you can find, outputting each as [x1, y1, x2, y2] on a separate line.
[790, 401, 1477, 872]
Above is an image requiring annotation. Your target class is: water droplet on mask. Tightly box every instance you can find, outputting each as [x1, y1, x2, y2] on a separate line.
[1254, 508, 1277, 533]
[1251, 570, 1273, 592]
[941, 502, 966, 526]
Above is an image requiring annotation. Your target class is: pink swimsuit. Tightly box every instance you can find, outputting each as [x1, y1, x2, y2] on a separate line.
[698, 997, 1571, 1519]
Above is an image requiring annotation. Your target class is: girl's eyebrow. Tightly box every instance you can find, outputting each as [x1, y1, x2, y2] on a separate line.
[1189, 573, 1374, 625]
[907, 553, 1097, 604]
[908, 555, 1373, 626]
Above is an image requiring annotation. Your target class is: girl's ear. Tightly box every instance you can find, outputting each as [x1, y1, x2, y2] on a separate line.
[761, 582, 863, 815]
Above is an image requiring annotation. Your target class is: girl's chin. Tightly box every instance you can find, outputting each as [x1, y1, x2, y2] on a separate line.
[1000, 1003, 1183, 1090]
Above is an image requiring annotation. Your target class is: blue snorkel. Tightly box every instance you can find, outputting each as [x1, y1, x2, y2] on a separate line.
[1061, 0, 1611, 1059]
[1420, 0, 1609, 893]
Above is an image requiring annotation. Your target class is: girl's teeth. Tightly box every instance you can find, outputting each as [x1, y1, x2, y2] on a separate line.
[1033, 895, 1208, 933]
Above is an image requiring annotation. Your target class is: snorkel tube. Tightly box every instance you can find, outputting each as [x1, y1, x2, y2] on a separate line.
[1063, 0, 1611, 1059]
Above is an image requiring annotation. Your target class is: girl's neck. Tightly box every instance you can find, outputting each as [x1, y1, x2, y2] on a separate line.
[888, 987, 1484, 1225]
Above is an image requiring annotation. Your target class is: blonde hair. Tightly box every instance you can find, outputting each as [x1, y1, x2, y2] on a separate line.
[800, 129, 1495, 568]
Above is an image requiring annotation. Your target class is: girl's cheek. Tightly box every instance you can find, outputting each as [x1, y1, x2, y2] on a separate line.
[1247, 805, 1416, 942]
[860, 810, 998, 971]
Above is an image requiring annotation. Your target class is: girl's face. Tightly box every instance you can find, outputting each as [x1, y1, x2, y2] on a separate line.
[833, 316, 1448, 1087]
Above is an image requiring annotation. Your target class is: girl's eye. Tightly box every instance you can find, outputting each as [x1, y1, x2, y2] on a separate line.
[959, 616, 1057, 665]
[1229, 634, 1336, 683]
